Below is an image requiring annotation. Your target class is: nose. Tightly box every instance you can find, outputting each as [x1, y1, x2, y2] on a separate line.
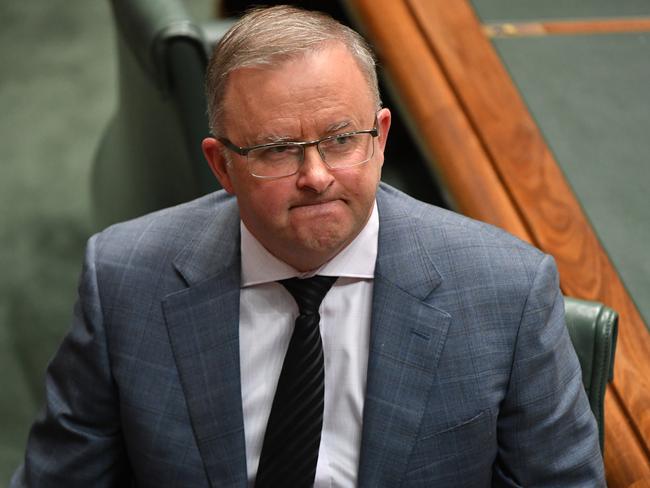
[296, 145, 335, 193]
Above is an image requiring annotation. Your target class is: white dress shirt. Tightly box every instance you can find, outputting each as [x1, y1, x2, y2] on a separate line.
[239, 202, 378, 488]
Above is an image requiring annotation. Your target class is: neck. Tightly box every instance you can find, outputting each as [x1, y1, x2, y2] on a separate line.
[272, 246, 342, 274]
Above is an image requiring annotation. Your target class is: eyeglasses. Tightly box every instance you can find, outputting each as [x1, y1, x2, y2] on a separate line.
[218, 123, 379, 179]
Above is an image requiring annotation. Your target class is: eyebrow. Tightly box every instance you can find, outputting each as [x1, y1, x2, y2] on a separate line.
[252, 120, 354, 146]
[259, 135, 294, 144]
[324, 120, 352, 134]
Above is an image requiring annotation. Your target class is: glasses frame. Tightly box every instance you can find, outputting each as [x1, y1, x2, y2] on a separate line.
[218, 119, 380, 179]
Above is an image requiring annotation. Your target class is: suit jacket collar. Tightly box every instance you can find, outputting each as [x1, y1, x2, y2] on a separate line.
[374, 184, 443, 299]
[168, 185, 440, 290]
[171, 195, 241, 287]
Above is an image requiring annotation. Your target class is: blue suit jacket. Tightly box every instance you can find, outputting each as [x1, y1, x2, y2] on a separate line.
[13, 184, 604, 487]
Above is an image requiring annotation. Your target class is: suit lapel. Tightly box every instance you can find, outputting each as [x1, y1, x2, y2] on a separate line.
[162, 198, 248, 488]
[358, 187, 451, 486]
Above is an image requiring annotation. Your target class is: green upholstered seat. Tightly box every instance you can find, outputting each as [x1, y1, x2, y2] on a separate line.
[564, 297, 618, 452]
[93, 0, 233, 228]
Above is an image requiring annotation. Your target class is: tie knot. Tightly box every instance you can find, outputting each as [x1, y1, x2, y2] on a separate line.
[280, 275, 337, 315]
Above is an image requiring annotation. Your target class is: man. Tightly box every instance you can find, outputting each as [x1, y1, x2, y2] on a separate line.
[12, 6, 604, 487]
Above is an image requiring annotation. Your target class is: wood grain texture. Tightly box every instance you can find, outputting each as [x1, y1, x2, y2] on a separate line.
[485, 17, 650, 37]
[629, 477, 650, 488]
[347, 0, 650, 485]
[605, 389, 650, 486]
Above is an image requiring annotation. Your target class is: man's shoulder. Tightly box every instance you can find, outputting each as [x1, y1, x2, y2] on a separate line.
[376, 183, 547, 281]
[91, 190, 238, 263]
[377, 183, 539, 254]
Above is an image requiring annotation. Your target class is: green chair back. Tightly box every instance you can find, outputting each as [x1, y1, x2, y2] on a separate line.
[564, 296, 618, 452]
[93, 0, 233, 228]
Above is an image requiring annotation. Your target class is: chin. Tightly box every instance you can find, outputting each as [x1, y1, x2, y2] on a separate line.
[297, 224, 352, 255]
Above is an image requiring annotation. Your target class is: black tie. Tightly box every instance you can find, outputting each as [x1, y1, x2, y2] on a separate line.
[255, 275, 337, 488]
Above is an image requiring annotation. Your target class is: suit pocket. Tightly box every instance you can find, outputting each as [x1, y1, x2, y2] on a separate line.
[405, 409, 495, 486]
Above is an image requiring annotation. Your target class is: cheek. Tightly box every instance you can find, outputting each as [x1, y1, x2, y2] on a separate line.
[242, 185, 292, 226]
[344, 165, 381, 206]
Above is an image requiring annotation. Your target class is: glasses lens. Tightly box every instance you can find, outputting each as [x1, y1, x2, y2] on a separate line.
[319, 133, 374, 168]
[247, 144, 302, 178]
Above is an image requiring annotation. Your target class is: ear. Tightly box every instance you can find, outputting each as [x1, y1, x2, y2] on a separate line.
[202, 137, 235, 194]
[376, 107, 391, 153]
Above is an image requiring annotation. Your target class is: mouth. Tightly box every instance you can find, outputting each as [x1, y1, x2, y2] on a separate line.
[290, 199, 343, 214]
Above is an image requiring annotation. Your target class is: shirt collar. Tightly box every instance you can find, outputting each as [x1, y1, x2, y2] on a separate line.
[240, 201, 378, 287]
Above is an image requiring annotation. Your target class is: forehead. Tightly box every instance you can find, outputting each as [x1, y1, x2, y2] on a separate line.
[221, 44, 375, 139]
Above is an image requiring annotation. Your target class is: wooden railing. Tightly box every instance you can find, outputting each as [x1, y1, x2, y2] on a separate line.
[346, 0, 650, 486]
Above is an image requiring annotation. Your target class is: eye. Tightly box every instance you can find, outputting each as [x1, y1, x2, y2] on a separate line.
[254, 144, 301, 162]
[333, 135, 353, 145]
[267, 145, 290, 154]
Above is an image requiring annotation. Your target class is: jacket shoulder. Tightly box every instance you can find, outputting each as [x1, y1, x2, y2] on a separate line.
[92, 190, 236, 263]
[378, 184, 541, 256]
[376, 183, 548, 289]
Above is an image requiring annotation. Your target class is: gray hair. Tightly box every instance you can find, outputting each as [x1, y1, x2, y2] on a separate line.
[205, 5, 381, 136]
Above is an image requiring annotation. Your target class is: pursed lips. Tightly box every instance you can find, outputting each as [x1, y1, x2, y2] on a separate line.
[289, 198, 343, 213]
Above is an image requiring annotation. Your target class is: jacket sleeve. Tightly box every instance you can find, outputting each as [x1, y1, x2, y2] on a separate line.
[10, 234, 132, 487]
[493, 254, 605, 487]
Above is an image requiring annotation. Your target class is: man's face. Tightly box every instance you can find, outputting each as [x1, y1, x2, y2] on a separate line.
[202, 43, 391, 271]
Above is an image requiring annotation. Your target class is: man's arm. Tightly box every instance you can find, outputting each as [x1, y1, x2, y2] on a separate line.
[11, 235, 131, 487]
[493, 254, 605, 486]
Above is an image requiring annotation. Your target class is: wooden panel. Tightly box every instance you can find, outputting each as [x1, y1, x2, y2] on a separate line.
[606, 390, 650, 487]
[629, 478, 650, 488]
[485, 17, 650, 37]
[347, 0, 650, 485]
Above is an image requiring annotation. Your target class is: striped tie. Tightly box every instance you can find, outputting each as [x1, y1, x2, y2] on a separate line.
[255, 275, 337, 488]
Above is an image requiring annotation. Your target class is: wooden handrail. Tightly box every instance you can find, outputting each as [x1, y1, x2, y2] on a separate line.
[347, 0, 650, 485]
[485, 17, 650, 37]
